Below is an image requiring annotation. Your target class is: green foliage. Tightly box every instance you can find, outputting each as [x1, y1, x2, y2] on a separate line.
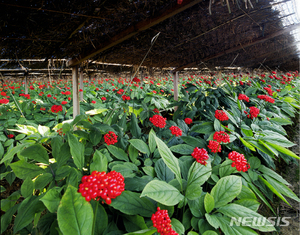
[1, 73, 299, 234]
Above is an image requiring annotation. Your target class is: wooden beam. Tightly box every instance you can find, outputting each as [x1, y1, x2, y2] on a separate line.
[174, 23, 300, 71]
[67, 0, 203, 67]
[72, 66, 80, 118]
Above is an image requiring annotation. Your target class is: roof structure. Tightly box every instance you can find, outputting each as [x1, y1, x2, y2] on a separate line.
[0, 0, 300, 74]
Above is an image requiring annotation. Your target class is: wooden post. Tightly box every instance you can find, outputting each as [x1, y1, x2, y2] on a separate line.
[24, 76, 28, 94]
[79, 68, 84, 101]
[72, 66, 80, 118]
[173, 71, 179, 111]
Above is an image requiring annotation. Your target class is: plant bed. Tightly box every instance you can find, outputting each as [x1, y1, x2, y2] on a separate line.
[0, 72, 300, 235]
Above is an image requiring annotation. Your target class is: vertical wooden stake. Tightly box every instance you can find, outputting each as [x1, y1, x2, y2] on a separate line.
[24, 76, 28, 94]
[72, 66, 79, 118]
[173, 71, 179, 111]
[79, 69, 84, 101]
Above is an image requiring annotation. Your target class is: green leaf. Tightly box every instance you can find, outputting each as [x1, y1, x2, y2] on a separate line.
[203, 231, 218, 235]
[262, 175, 300, 202]
[51, 136, 63, 160]
[107, 145, 129, 161]
[10, 160, 45, 179]
[123, 214, 147, 232]
[205, 214, 220, 229]
[190, 122, 214, 134]
[258, 165, 289, 185]
[129, 139, 150, 156]
[188, 193, 205, 217]
[57, 185, 93, 235]
[155, 158, 174, 182]
[0, 204, 20, 234]
[34, 173, 53, 190]
[155, 136, 182, 190]
[38, 125, 50, 136]
[211, 175, 242, 208]
[89, 127, 102, 145]
[265, 142, 300, 159]
[170, 144, 194, 155]
[247, 183, 275, 214]
[0, 143, 29, 164]
[0, 142, 4, 159]
[239, 137, 256, 151]
[131, 113, 141, 138]
[204, 193, 215, 213]
[90, 150, 108, 172]
[112, 162, 138, 178]
[181, 136, 206, 148]
[217, 203, 275, 232]
[110, 191, 156, 217]
[141, 179, 184, 206]
[261, 130, 295, 148]
[234, 199, 260, 211]
[21, 177, 34, 198]
[91, 201, 108, 235]
[40, 187, 62, 213]
[215, 215, 258, 235]
[219, 159, 237, 177]
[85, 108, 108, 115]
[124, 228, 157, 235]
[14, 196, 45, 234]
[128, 144, 138, 163]
[186, 162, 211, 200]
[237, 185, 257, 200]
[171, 218, 185, 235]
[247, 157, 261, 169]
[1, 191, 21, 212]
[20, 144, 49, 164]
[148, 129, 157, 153]
[270, 117, 292, 125]
[67, 133, 85, 169]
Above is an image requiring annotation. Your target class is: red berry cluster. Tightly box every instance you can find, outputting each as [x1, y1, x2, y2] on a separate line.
[257, 95, 275, 103]
[104, 131, 118, 145]
[149, 115, 167, 128]
[213, 131, 230, 143]
[101, 97, 107, 101]
[184, 117, 193, 125]
[51, 104, 63, 113]
[263, 87, 274, 96]
[169, 126, 182, 137]
[238, 94, 249, 102]
[122, 95, 130, 101]
[78, 170, 125, 204]
[56, 128, 65, 136]
[7, 134, 14, 139]
[153, 108, 160, 113]
[151, 207, 178, 235]
[207, 140, 221, 153]
[215, 110, 229, 121]
[191, 147, 209, 165]
[249, 106, 260, 119]
[228, 151, 250, 172]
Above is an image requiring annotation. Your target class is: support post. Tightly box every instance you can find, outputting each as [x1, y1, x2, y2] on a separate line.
[173, 71, 179, 111]
[79, 69, 84, 101]
[24, 76, 28, 94]
[72, 66, 80, 118]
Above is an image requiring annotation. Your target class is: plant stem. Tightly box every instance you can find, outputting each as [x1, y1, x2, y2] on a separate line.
[92, 201, 99, 235]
